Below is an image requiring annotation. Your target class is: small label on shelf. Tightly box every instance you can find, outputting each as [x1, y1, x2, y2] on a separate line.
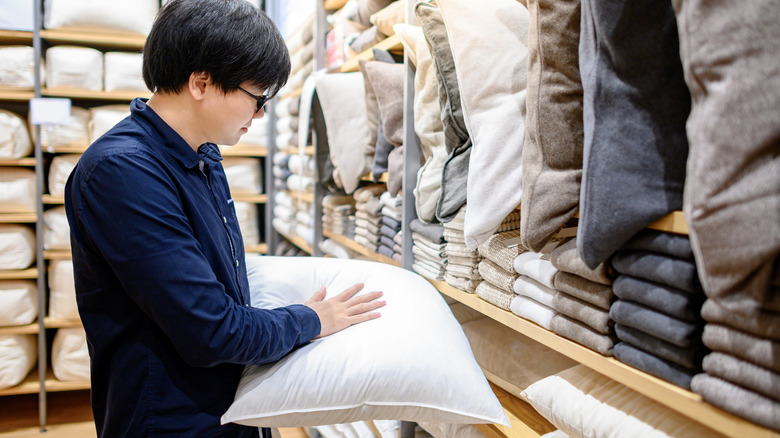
[30, 98, 72, 125]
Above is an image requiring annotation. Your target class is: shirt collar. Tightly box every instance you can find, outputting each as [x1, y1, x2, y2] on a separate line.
[129, 98, 222, 169]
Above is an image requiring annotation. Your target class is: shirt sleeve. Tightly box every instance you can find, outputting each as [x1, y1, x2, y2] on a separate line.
[72, 151, 320, 367]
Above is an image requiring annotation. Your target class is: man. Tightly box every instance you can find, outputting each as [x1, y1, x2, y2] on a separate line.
[64, 1, 385, 436]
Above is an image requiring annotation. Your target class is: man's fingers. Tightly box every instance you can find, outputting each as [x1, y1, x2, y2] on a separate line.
[336, 283, 365, 301]
[347, 300, 386, 316]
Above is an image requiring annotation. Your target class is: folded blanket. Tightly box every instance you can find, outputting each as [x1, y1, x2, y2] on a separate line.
[414, 256, 446, 273]
[551, 314, 616, 356]
[621, 229, 694, 260]
[355, 221, 380, 238]
[510, 295, 556, 330]
[614, 342, 696, 389]
[691, 374, 780, 432]
[703, 352, 780, 402]
[611, 250, 700, 294]
[354, 234, 378, 253]
[409, 219, 445, 243]
[513, 251, 558, 289]
[379, 191, 403, 208]
[412, 233, 447, 252]
[443, 207, 466, 231]
[412, 246, 446, 266]
[322, 194, 356, 208]
[393, 243, 402, 255]
[353, 184, 386, 202]
[475, 281, 515, 311]
[413, 262, 445, 281]
[378, 244, 395, 260]
[553, 271, 613, 311]
[443, 228, 466, 244]
[381, 215, 401, 231]
[445, 273, 480, 293]
[393, 231, 403, 246]
[615, 324, 706, 370]
[478, 230, 527, 273]
[613, 275, 704, 322]
[381, 205, 403, 222]
[412, 242, 446, 261]
[446, 263, 481, 279]
[447, 254, 481, 267]
[356, 198, 383, 216]
[380, 235, 395, 250]
[702, 324, 780, 373]
[513, 276, 556, 308]
[380, 224, 397, 240]
[551, 238, 613, 285]
[478, 259, 518, 293]
[701, 299, 780, 341]
[554, 292, 612, 335]
[392, 253, 402, 264]
[609, 300, 702, 348]
[446, 242, 480, 258]
[356, 210, 383, 225]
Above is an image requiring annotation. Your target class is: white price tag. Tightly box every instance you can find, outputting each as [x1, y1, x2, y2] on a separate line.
[30, 98, 72, 125]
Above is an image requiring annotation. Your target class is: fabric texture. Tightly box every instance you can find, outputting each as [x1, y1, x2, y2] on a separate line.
[611, 250, 700, 294]
[513, 276, 556, 308]
[437, 0, 530, 249]
[410, 219, 445, 244]
[478, 230, 526, 273]
[613, 275, 704, 322]
[553, 271, 612, 311]
[613, 342, 695, 389]
[620, 229, 694, 260]
[614, 324, 705, 371]
[577, 0, 690, 268]
[520, 0, 583, 252]
[691, 374, 780, 432]
[551, 314, 616, 356]
[703, 352, 780, 402]
[610, 300, 701, 348]
[475, 281, 514, 311]
[551, 238, 613, 285]
[674, 0, 780, 316]
[701, 299, 780, 341]
[510, 295, 556, 330]
[702, 324, 780, 373]
[513, 251, 557, 289]
[478, 259, 518, 294]
[553, 292, 611, 335]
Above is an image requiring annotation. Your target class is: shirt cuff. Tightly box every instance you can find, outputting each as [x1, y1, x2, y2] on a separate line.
[288, 304, 321, 342]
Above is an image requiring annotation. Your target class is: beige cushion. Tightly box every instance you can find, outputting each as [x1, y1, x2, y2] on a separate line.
[0, 224, 35, 270]
[44, 0, 158, 35]
[104, 52, 146, 92]
[48, 154, 80, 197]
[0, 109, 32, 159]
[0, 46, 36, 89]
[48, 260, 78, 320]
[51, 327, 90, 381]
[0, 335, 36, 390]
[45, 46, 103, 91]
[0, 281, 37, 327]
[371, 1, 405, 36]
[38, 107, 90, 150]
[44, 205, 71, 250]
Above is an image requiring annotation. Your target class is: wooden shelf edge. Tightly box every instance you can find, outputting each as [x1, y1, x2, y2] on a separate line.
[40, 28, 146, 50]
[278, 232, 313, 255]
[340, 35, 403, 73]
[0, 157, 36, 166]
[42, 87, 149, 101]
[0, 268, 38, 280]
[43, 250, 72, 260]
[42, 194, 65, 204]
[0, 213, 36, 223]
[429, 279, 778, 438]
[0, 89, 34, 101]
[475, 382, 555, 438]
[281, 189, 314, 204]
[44, 318, 83, 329]
[220, 145, 267, 157]
[572, 210, 688, 235]
[0, 322, 39, 336]
[277, 146, 314, 156]
[324, 0, 349, 11]
[232, 193, 267, 204]
[245, 243, 268, 254]
[360, 172, 388, 183]
[0, 369, 40, 396]
[322, 230, 400, 267]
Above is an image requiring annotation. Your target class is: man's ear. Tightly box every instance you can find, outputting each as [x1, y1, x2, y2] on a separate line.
[188, 71, 212, 101]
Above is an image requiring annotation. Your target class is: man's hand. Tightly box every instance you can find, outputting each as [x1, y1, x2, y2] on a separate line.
[304, 284, 385, 338]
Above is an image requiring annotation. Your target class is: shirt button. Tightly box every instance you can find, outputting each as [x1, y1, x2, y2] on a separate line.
[222, 216, 227, 223]
[235, 260, 239, 267]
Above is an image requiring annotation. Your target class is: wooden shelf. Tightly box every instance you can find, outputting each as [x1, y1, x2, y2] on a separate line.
[281, 189, 314, 204]
[0, 369, 40, 396]
[572, 210, 688, 236]
[0, 89, 34, 101]
[476, 383, 555, 438]
[278, 232, 313, 254]
[0, 29, 33, 44]
[0, 213, 36, 223]
[322, 230, 400, 267]
[44, 318, 83, 329]
[220, 145, 267, 157]
[324, 0, 349, 10]
[232, 193, 267, 204]
[277, 146, 315, 156]
[360, 172, 388, 183]
[43, 144, 88, 154]
[0, 322, 39, 336]
[245, 243, 268, 254]
[428, 279, 778, 438]
[0, 157, 36, 166]
[42, 194, 64, 204]
[40, 28, 146, 50]
[340, 35, 403, 73]
[42, 87, 149, 101]
[0, 268, 38, 280]
[43, 250, 71, 260]
[279, 87, 303, 100]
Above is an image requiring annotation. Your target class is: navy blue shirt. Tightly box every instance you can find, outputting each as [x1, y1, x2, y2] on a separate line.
[64, 98, 321, 437]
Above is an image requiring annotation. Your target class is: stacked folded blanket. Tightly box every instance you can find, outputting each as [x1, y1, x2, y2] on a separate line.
[410, 219, 446, 280]
[379, 192, 403, 262]
[608, 229, 706, 390]
[322, 194, 356, 238]
[443, 206, 481, 292]
[353, 185, 386, 253]
[550, 237, 617, 356]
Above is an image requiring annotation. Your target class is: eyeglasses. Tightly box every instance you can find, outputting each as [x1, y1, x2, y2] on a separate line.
[237, 86, 270, 113]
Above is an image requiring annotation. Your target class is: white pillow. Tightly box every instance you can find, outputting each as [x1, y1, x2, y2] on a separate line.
[223, 157, 263, 193]
[89, 105, 130, 143]
[521, 365, 719, 438]
[44, 205, 71, 250]
[51, 327, 90, 381]
[222, 256, 509, 428]
[48, 154, 80, 197]
[0, 46, 35, 89]
[44, 0, 158, 35]
[0, 280, 38, 327]
[233, 201, 259, 247]
[104, 52, 146, 92]
[45, 46, 103, 91]
[0, 109, 32, 159]
[48, 260, 79, 320]
[0, 334, 36, 390]
[0, 167, 36, 213]
[0, 224, 36, 270]
[418, 421, 486, 438]
[39, 106, 90, 150]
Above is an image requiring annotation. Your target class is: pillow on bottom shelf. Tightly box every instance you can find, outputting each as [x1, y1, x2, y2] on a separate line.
[222, 256, 509, 428]
[0, 334, 36, 390]
[51, 327, 89, 382]
[0, 280, 38, 327]
[520, 365, 726, 438]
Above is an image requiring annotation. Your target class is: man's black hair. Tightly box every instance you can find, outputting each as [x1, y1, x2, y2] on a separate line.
[142, 0, 290, 97]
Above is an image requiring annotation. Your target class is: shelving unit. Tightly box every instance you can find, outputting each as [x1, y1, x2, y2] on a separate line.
[340, 35, 403, 73]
